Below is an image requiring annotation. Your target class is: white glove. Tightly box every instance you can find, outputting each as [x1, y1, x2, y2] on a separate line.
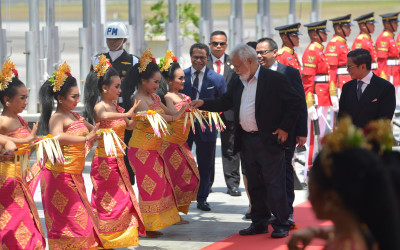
[308, 106, 319, 121]
[330, 96, 339, 112]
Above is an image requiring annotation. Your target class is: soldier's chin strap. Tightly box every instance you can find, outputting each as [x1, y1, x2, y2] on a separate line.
[286, 33, 295, 47]
[364, 22, 371, 34]
[316, 30, 323, 44]
[388, 20, 395, 33]
[339, 24, 346, 38]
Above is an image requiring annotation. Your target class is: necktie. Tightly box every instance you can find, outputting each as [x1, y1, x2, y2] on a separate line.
[216, 60, 222, 74]
[192, 71, 200, 99]
[357, 80, 363, 100]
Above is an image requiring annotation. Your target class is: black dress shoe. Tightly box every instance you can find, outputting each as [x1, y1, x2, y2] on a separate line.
[271, 228, 289, 238]
[239, 224, 268, 235]
[227, 187, 241, 196]
[197, 201, 211, 211]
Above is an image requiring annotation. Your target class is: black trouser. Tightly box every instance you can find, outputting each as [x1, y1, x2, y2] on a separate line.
[284, 143, 296, 215]
[187, 133, 216, 203]
[220, 119, 240, 190]
[124, 129, 136, 185]
[241, 132, 290, 229]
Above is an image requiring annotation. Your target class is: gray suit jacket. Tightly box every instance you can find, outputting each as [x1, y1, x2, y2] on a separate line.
[207, 53, 235, 121]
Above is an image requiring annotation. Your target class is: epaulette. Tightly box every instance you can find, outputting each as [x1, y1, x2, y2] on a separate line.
[336, 36, 347, 43]
[313, 42, 324, 50]
[330, 36, 338, 42]
[382, 31, 394, 38]
[277, 48, 285, 55]
[309, 43, 316, 51]
[359, 33, 371, 40]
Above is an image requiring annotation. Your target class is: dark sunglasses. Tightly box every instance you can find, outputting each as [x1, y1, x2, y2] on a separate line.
[211, 41, 227, 46]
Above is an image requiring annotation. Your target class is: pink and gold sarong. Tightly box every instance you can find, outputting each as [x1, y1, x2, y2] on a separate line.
[127, 94, 180, 231]
[0, 116, 46, 249]
[90, 104, 145, 248]
[161, 94, 199, 213]
[41, 112, 103, 249]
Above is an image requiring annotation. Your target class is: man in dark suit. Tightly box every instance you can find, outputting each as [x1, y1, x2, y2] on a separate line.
[338, 48, 395, 128]
[192, 44, 302, 238]
[256, 37, 307, 227]
[182, 43, 226, 211]
[206, 30, 240, 196]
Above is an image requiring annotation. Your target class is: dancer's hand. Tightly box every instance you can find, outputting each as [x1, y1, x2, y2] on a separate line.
[86, 123, 100, 142]
[126, 99, 141, 118]
[287, 227, 316, 250]
[26, 122, 38, 142]
[190, 100, 204, 109]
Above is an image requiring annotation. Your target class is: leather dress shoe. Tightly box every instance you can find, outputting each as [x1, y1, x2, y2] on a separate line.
[239, 224, 268, 235]
[271, 228, 289, 238]
[197, 201, 211, 211]
[227, 187, 241, 196]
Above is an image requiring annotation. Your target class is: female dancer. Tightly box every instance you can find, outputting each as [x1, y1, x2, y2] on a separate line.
[287, 117, 400, 250]
[0, 60, 46, 249]
[38, 62, 102, 249]
[160, 53, 200, 222]
[123, 49, 187, 237]
[84, 56, 145, 248]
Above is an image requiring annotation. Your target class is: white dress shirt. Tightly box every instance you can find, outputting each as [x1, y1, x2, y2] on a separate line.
[191, 66, 206, 100]
[239, 65, 261, 132]
[358, 70, 373, 93]
[211, 53, 225, 76]
[269, 60, 278, 72]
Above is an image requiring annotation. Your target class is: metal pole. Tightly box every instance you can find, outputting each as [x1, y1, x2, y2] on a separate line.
[235, 0, 243, 45]
[311, 0, 319, 22]
[94, 0, 106, 55]
[26, 0, 40, 114]
[128, 0, 145, 57]
[45, 0, 60, 76]
[80, 0, 93, 102]
[263, 0, 271, 37]
[167, 0, 180, 58]
[0, 1, 7, 65]
[255, 0, 263, 40]
[199, 0, 212, 44]
[288, 0, 296, 24]
[82, 0, 93, 56]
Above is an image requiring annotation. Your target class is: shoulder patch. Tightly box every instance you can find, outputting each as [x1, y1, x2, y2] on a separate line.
[121, 62, 132, 65]
[309, 44, 316, 50]
[277, 48, 284, 55]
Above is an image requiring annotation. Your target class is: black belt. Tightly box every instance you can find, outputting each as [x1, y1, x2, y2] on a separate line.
[244, 130, 259, 135]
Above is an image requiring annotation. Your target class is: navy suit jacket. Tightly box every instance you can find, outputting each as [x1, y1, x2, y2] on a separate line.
[182, 67, 226, 142]
[338, 73, 395, 128]
[276, 63, 308, 145]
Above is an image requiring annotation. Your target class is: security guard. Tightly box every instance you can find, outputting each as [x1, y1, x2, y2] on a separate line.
[352, 13, 378, 71]
[326, 15, 353, 94]
[275, 23, 302, 73]
[302, 20, 335, 170]
[376, 12, 399, 89]
[93, 22, 138, 81]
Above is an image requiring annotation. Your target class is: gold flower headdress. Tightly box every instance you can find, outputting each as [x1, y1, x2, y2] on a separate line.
[364, 119, 394, 155]
[0, 59, 18, 91]
[94, 55, 112, 78]
[139, 49, 156, 73]
[320, 116, 366, 177]
[49, 62, 72, 92]
[159, 50, 178, 72]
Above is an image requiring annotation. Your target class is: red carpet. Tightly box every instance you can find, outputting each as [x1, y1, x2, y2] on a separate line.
[202, 201, 331, 250]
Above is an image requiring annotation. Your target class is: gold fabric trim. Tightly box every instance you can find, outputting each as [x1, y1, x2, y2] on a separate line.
[141, 175, 157, 196]
[100, 192, 117, 214]
[142, 206, 180, 231]
[51, 190, 69, 214]
[15, 222, 32, 249]
[73, 205, 88, 230]
[99, 227, 139, 248]
[0, 203, 11, 230]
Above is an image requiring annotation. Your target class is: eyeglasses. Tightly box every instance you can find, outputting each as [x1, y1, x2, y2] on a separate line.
[211, 42, 227, 46]
[256, 49, 275, 55]
[346, 65, 359, 70]
[192, 56, 207, 61]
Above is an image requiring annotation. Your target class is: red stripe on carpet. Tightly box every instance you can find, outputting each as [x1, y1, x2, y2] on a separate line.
[202, 201, 331, 250]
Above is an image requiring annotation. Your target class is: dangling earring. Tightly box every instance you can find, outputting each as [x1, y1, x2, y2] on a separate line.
[103, 89, 107, 93]
[59, 100, 63, 104]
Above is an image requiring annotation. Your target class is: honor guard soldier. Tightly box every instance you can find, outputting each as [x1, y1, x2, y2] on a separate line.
[302, 20, 335, 170]
[92, 22, 138, 81]
[326, 15, 353, 94]
[275, 23, 302, 73]
[352, 12, 378, 71]
[376, 12, 400, 89]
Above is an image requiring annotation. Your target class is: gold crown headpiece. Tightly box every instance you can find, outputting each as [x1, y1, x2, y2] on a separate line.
[0, 59, 18, 91]
[49, 62, 72, 92]
[94, 55, 112, 78]
[320, 116, 366, 178]
[159, 50, 178, 72]
[139, 49, 156, 73]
